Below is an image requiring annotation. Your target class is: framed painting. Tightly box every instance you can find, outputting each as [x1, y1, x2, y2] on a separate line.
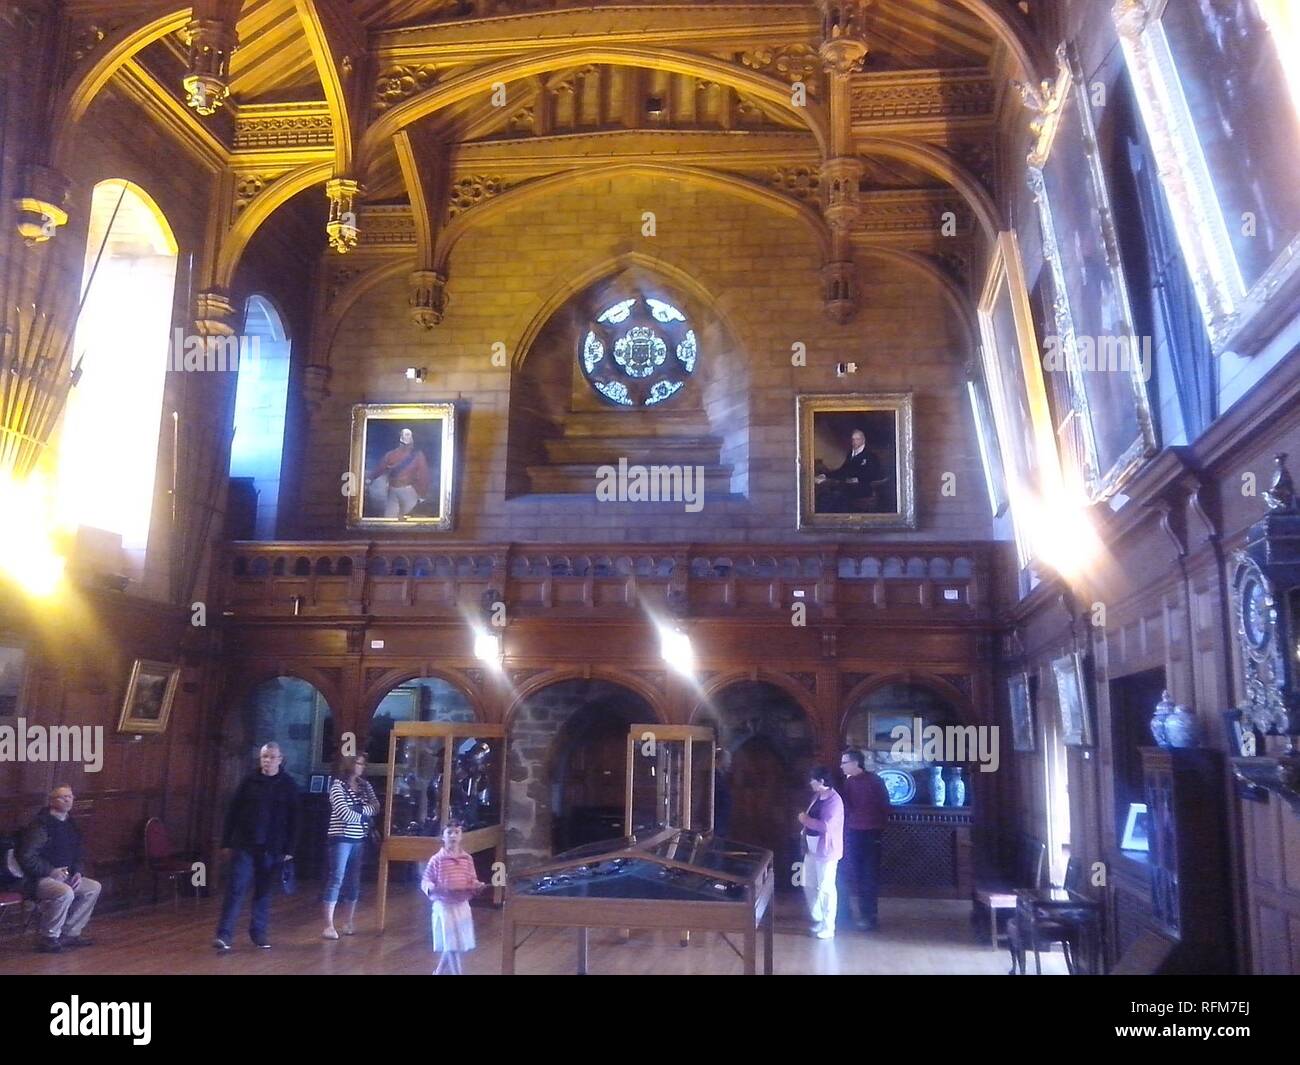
[0, 643, 29, 718]
[1115, 0, 1300, 356]
[866, 711, 914, 752]
[796, 393, 915, 531]
[348, 403, 456, 530]
[1008, 671, 1036, 753]
[966, 373, 1009, 518]
[118, 659, 181, 734]
[1025, 42, 1157, 502]
[1052, 651, 1094, 747]
[977, 231, 1059, 567]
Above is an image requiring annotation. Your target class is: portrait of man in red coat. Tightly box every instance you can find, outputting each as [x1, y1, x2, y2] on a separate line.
[364, 426, 436, 520]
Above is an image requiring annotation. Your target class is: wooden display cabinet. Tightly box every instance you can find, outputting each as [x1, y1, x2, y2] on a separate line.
[624, 723, 716, 834]
[376, 720, 506, 931]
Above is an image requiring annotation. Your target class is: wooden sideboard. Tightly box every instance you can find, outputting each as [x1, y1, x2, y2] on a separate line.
[882, 805, 974, 899]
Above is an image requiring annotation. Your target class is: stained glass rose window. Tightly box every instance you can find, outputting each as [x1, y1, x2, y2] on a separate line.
[580, 296, 697, 407]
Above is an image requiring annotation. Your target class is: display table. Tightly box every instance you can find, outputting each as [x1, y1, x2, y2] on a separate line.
[504, 828, 774, 974]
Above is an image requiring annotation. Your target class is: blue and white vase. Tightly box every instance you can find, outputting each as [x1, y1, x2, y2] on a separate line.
[1165, 704, 1202, 748]
[1150, 690, 1175, 748]
[931, 766, 946, 807]
[949, 767, 966, 807]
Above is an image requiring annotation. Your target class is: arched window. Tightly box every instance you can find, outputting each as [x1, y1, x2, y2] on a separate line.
[228, 295, 291, 539]
[56, 180, 178, 553]
[580, 294, 697, 407]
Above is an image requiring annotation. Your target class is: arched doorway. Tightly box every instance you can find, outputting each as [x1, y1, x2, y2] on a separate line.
[235, 674, 333, 786]
[366, 675, 476, 767]
[842, 681, 962, 805]
[507, 678, 655, 865]
[695, 680, 815, 890]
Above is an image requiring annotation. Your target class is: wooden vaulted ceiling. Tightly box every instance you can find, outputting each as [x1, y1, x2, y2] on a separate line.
[137, 0, 1000, 106]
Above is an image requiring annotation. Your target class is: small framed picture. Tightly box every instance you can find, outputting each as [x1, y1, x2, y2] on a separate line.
[866, 711, 914, 752]
[1008, 672, 1036, 753]
[0, 642, 30, 718]
[1120, 802, 1150, 852]
[1052, 651, 1094, 747]
[1221, 708, 1258, 758]
[117, 660, 181, 734]
[309, 774, 327, 794]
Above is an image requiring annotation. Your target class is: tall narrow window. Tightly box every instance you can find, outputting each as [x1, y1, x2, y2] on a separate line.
[56, 180, 178, 552]
[228, 295, 291, 539]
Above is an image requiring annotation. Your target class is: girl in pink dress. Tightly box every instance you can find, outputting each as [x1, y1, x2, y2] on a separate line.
[420, 820, 487, 975]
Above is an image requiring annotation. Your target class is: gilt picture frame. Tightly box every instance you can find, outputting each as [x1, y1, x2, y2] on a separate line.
[118, 659, 181, 735]
[1114, 0, 1300, 356]
[796, 393, 915, 531]
[348, 403, 457, 531]
[1052, 650, 1094, 748]
[1026, 42, 1158, 503]
[1008, 671, 1036, 753]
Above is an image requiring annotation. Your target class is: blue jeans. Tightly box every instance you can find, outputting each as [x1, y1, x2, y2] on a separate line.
[322, 839, 365, 904]
[217, 848, 280, 942]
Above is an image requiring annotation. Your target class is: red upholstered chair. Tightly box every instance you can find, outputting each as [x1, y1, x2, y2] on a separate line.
[0, 841, 35, 940]
[144, 818, 194, 908]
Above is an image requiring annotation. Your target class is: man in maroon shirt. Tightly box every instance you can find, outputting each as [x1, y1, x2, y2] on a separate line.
[838, 748, 891, 930]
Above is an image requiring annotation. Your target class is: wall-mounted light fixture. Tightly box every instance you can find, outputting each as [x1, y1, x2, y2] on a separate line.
[657, 621, 695, 678]
[405, 366, 426, 382]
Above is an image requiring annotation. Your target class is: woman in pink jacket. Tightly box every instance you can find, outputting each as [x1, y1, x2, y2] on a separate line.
[797, 766, 845, 940]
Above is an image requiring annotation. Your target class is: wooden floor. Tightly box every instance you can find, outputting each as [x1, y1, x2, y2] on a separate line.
[1, 887, 1067, 975]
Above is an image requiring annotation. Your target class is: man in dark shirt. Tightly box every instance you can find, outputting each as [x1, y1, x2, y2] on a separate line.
[213, 742, 299, 951]
[19, 784, 102, 952]
[838, 748, 891, 930]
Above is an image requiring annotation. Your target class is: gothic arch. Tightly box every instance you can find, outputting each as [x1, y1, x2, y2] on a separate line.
[504, 667, 670, 728]
[838, 671, 974, 738]
[855, 136, 999, 242]
[856, 245, 979, 355]
[215, 160, 335, 289]
[433, 163, 830, 277]
[359, 666, 486, 721]
[361, 46, 832, 166]
[690, 669, 821, 749]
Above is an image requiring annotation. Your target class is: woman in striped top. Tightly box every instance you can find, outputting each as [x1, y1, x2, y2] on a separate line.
[421, 819, 486, 974]
[322, 754, 379, 940]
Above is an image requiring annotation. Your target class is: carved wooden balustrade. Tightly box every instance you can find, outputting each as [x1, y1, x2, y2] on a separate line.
[220, 541, 995, 622]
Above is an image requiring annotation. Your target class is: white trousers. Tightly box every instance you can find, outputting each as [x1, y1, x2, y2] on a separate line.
[802, 853, 839, 932]
[36, 876, 102, 939]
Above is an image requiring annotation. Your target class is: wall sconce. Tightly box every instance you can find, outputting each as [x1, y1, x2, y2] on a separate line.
[405, 366, 426, 382]
[474, 629, 503, 666]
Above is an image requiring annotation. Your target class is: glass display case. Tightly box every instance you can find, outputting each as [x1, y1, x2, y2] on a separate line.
[624, 723, 716, 834]
[377, 721, 505, 931]
[504, 828, 774, 974]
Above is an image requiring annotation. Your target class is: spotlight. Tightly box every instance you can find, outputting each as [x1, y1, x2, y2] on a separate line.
[405, 366, 426, 382]
[474, 629, 502, 666]
[657, 622, 695, 678]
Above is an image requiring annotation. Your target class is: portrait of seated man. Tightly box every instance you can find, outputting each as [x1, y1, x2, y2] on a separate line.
[814, 426, 895, 514]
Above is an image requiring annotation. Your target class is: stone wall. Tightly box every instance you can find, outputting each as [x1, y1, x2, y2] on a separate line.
[299, 175, 993, 543]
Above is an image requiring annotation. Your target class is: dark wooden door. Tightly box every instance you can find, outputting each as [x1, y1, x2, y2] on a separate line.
[730, 736, 797, 890]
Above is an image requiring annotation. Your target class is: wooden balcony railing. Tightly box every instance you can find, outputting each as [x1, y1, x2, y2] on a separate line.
[219, 541, 996, 623]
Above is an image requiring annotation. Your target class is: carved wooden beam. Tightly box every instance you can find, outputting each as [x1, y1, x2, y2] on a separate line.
[293, 0, 367, 176]
[393, 127, 452, 328]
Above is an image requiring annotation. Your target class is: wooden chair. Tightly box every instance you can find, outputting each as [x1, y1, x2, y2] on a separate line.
[1007, 856, 1100, 974]
[0, 839, 35, 940]
[144, 817, 194, 908]
[972, 835, 1046, 947]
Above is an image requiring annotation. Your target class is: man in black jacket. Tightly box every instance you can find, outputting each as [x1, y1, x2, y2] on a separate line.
[214, 742, 299, 951]
[19, 784, 102, 953]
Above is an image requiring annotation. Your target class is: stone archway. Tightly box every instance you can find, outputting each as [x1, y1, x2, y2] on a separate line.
[694, 680, 816, 890]
[506, 677, 657, 868]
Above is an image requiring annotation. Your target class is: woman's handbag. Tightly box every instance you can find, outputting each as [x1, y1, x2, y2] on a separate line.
[280, 856, 298, 896]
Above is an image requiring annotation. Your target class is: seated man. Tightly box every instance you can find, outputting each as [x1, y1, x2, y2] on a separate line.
[19, 784, 101, 953]
[814, 429, 892, 513]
